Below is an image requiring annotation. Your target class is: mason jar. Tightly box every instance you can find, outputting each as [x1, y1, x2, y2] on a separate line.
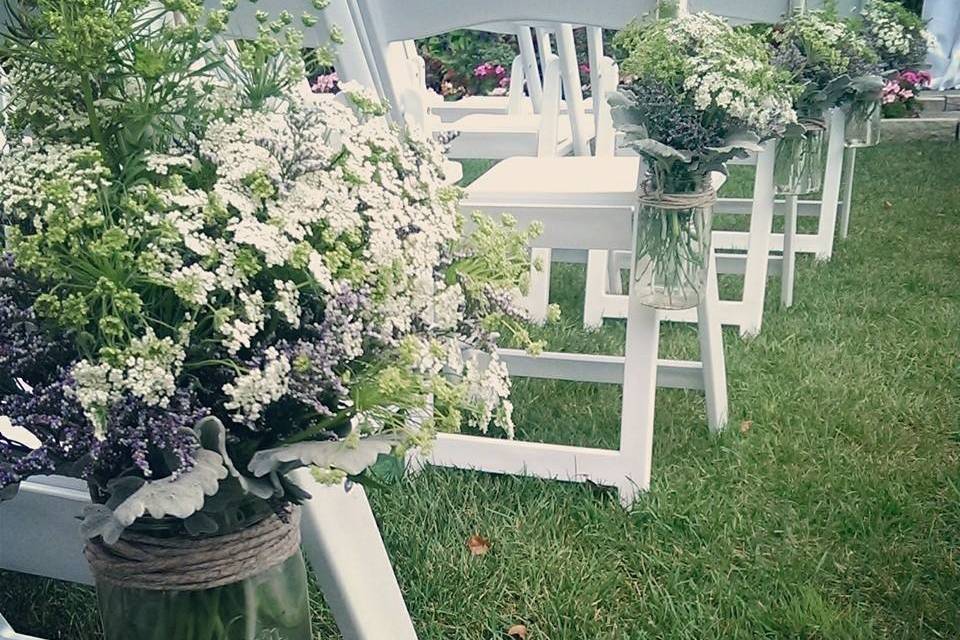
[633, 171, 714, 310]
[774, 118, 828, 196]
[845, 100, 882, 148]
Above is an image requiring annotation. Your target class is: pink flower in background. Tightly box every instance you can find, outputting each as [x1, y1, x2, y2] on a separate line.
[899, 69, 931, 90]
[312, 72, 339, 93]
[499, 76, 510, 88]
[475, 62, 506, 79]
[580, 63, 590, 74]
[474, 62, 496, 77]
[882, 80, 901, 104]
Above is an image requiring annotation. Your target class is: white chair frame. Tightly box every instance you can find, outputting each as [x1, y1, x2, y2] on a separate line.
[838, 145, 858, 241]
[420, 166, 729, 506]
[347, 0, 727, 505]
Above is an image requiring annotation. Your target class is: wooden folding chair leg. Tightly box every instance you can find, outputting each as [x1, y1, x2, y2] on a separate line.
[781, 194, 799, 309]
[737, 143, 777, 337]
[697, 247, 729, 432]
[583, 249, 609, 329]
[607, 251, 626, 294]
[525, 248, 553, 323]
[617, 290, 660, 506]
[293, 471, 419, 640]
[839, 147, 857, 240]
[816, 108, 847, 261]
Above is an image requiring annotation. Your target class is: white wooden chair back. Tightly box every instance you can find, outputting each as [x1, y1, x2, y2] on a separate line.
[348, 0, 656, 126]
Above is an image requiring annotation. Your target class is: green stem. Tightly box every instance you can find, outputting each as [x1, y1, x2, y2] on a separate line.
[80, 74, 109, 163]
[281, 410, 353, 444]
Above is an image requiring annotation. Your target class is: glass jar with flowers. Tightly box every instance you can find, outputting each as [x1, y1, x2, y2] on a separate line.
[610, 13, 798, 309]
[769, 9, 882, 190]
[0, 2, 539, 638]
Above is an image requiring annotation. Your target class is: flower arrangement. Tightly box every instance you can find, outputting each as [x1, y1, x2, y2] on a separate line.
[770, 9, 883, 117]
[609, 12, 798, 308]
[882, 69, 931, 117]
[860, 0, 932, 71]
[0, 0, 534, 551]
[613, 13, 798, 189]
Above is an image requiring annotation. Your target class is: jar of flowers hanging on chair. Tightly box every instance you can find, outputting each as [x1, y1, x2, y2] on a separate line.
[610, 13, 799, 310]
[768, 9, 883, 193]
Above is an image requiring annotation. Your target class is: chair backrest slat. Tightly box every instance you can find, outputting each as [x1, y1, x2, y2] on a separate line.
[355, 1, 657, 43]
[689, 0, 865, 21]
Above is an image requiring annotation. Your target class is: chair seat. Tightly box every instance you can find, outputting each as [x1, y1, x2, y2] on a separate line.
[439, 115, 593, 160]
[430, 95, 525, 122]
[465, 156, 642, 206]
[430, 95, 594, 123]
[466, 156, 726, 204]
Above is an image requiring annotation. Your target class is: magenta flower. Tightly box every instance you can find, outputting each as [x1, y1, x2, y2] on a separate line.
[312, 71, 339, 93]
[494, 65, 506, 76]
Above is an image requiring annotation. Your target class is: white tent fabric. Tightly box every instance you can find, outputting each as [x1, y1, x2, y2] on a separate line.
[924, 0, 960, 90]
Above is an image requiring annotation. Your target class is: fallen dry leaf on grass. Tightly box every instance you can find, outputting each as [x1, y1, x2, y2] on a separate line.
[883, 200, 893, 210]
[740, 420, 753, 434]
[466, 534, 491, 556]
[507, 624, 527, 638]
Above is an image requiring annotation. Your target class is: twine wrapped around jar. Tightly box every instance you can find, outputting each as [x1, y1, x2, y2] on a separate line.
[636, 184, 717, 210]
[84, 508, 301, 591]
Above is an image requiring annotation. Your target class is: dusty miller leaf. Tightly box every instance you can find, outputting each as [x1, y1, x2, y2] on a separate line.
[80, 449, 228, 544]
[195, 416, 275, 499]
[248, 434, 400, 478]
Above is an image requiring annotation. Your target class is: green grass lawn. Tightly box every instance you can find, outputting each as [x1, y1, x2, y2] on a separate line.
[3, 141, 959, 639]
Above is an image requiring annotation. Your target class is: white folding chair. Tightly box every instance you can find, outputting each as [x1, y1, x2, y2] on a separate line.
[428, 159, 731, 506]
[348, 0, 729, 505]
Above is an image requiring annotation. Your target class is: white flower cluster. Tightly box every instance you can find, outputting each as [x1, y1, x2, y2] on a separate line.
[223, 347, 292, 425]
[127, 89, 511, 435]
[862, 2, 932, 64]
[0, 143, 110, 226]
[673, 13, 797, 133]
[71, 329, 186, 436]
[273, 279, 302, 328]
[461, 350, 514, 439]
